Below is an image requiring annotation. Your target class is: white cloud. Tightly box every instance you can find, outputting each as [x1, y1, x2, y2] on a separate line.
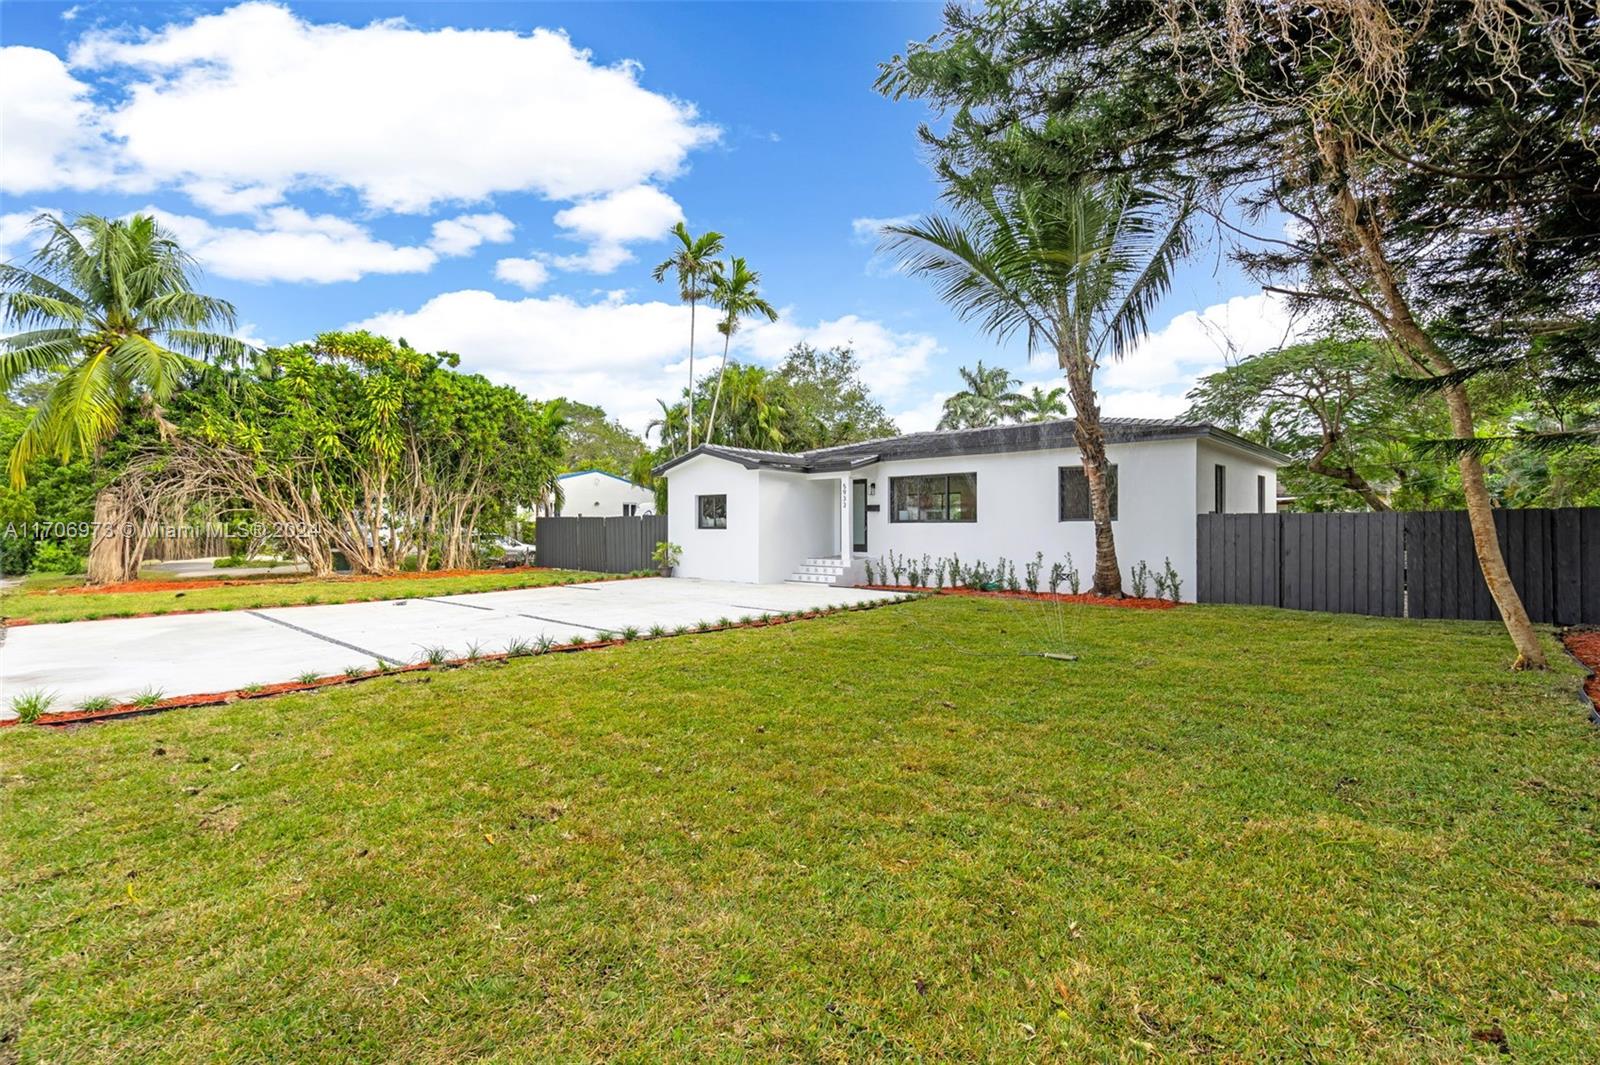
[0, 47, 115, 194]
[547, 185, 683, 273]
[1095, 290, 1311, 416]
[493, 256, 552, 292]
[737, 313, 942, 402]
[0, 208, 61, 264]
[428, 213, 514, 257]
[66, 2, 720, 213]
[850, 214, 918, 245]
[148, 207, 440, 283]
[890, 392, 951, 433]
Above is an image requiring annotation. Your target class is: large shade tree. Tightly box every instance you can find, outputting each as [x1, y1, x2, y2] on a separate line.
[878, 0, 1599, 665]
[886, 180, 1190, 596]
[0, 213, 245, 584]
[651, 223, 724, 453]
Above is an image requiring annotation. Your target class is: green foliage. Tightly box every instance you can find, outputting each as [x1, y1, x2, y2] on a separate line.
[937, 362, 1024, 430]
[0, 213, 244, 488]
[556, 400, 648, 477]
[651, 541, 682, 570]
[8, 689, 55, 723]
[0, 398, 95, 574]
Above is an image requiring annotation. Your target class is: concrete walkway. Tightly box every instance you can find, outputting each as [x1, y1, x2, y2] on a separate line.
[1, 578, 898, 716]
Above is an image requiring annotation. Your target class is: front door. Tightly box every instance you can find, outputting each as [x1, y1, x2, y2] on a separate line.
[851, 479, 868, 553]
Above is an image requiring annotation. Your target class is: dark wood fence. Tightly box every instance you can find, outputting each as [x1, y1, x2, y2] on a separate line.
[1197, 508, 1600, 624]
[536, 514, 667, 574]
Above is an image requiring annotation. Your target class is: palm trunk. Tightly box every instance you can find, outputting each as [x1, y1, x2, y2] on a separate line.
[1327, 145, 1545, 668]
[1062, 351, 1123, 597]
[705, 331, 733, 445]
[687, 298, 697, 451]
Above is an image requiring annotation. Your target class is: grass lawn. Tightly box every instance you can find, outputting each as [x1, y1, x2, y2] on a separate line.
[3, 597, 1597, 1060]
[0, 567, 616, 625]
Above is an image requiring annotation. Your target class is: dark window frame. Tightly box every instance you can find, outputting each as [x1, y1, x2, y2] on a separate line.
[1213, 464, 1227, 514]
[1058, 464, 1118, 522]
[888, 472, 978, 524]
[1256, 475, 1266, 514]
[696, 493, 727, 530]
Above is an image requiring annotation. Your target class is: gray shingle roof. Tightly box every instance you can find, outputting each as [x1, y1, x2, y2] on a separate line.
[652, 417, 1288, 476]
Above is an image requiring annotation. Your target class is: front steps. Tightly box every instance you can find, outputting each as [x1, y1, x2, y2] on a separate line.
[786, 556, 847, 586]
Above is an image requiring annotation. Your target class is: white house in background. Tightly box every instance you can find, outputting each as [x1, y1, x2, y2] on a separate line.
[555, 469, 656, 517]
[654, 418, 1288, 592]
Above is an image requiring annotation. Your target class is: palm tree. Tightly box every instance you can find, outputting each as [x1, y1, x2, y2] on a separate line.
[703, 257, 778, 443]
[1014, 384, 1070, 423]
[0, 213, 246, 584]
[886, 179, 1190, 596]
[937, 361, 1024, 429]
[651, 222, 724, 452]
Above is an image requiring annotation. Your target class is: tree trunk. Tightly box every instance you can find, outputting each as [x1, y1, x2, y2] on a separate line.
[1061, 352, 1123, 597]
[1326, 151, 1546, 668]
[705, 331, 733, 445]
[687, 298, 697, 451]
[85, 483, 145, 586]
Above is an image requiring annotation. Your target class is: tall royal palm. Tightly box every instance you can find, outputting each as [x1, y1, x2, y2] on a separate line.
[887, 180, 1190, 596]
[0, 213, 245, 583]
[651, 222, 724, 452]
[937, 361, 1024, 429]
[704, 257, 778, 444]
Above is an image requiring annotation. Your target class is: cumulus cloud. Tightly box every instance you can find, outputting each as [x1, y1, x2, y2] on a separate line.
[0, 208, 61, 264]
[428, 213, 515, 257]
[493, 256, 552, 292]
[546, 185, 683, 273]
[849, 214, 918, 245]
[147, 207, 440, 283]
[0, 47, 116, 195]
[62, 2, 719, 214]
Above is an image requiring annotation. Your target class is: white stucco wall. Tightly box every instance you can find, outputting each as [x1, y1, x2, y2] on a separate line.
[556, 471, 656, 517]
[666, 457, 761, 582]
[1194, 440, 1278, 516]
[665, 434, 1284, 594]
[859, 437, 1202, 593]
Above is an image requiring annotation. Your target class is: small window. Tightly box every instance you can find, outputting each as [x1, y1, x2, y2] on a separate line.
[622, 503, 638, 517]
[1059, 464, 1118, 521]
[697, 494, 727, 529]
[1213, 464, 1227, 514]
[1256, 475, 1266, 514]
[889, 473, 977, 523]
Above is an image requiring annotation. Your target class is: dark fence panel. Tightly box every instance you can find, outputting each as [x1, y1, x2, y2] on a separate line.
[536, 514, 666, 574]
[1198, 508, 1599, 623]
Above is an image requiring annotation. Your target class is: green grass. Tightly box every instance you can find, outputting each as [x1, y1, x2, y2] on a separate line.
[3, 599, 1597, 1060]
[0, 568, 614, 624]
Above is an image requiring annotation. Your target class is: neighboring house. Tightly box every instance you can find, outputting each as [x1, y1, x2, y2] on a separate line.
[555, 469, 656, 517]
[653, 418, 1288, 590]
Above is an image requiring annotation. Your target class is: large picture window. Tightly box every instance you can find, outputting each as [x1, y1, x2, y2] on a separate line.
[890, 473, 977, 523]
[697, 494, 727, 529]
[1059, 464, 1118, 521]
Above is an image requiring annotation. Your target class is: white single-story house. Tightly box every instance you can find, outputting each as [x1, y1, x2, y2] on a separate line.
[654, 418, 1289, 591]
[555, 469, 656, 517]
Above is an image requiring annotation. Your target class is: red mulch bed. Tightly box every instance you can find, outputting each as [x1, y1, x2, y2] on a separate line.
[53, 566, 567, 596]
[860, 585, 1181, 610]
[1562, 628, 1600, 720]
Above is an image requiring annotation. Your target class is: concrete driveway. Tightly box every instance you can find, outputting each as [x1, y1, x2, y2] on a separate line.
[1, 578, 897, 716]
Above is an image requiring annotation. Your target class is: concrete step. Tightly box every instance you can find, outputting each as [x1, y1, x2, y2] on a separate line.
[794, 564, 845, 577]
[785, 573, 836, 585]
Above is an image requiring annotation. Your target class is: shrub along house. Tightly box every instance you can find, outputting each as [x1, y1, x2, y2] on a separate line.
[654, 418, 1288, 592]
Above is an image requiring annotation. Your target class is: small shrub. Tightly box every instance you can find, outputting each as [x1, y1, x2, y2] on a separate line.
[463, 641, 485, 661]
[918, 554, 933, 587]
[648, 624, 666, 639]
[620, 626, 641, 641]
[695, 619, 712, 633]
[422, 646, 450, 666]
[10, 689, 56, 723]
[1161, 556, 1182, 602]
[296, 671, 320, 685]
[948, 553, 962, 589]
[1048, 560, 1065, 594]
[568, 633, 589, 647]
[671, 624, 688, 636]
[888, 550, 906, 586]
[132, 686, 165, 709]
[1063, 553, 1081, 595]
[1006, 559, 1020, 592]
[241, 682, 266, 694]
[303, 594, 320, 605]
[595, 630, 616, 642]
[863, 557, 876, 584]
[933, 556, 947, 589]
[343, 665, 365, 678]
[536, 635, 555, 654]
[504, 638, 534, 658]
[1130, 560, 1150, 598]
[1025, 552, 1043, 594]
[77, 695, 115, 712]
[717, 616, 732, 629]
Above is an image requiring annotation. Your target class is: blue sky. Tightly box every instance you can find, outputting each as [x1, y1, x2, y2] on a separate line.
[1, 1, 1296, 433]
